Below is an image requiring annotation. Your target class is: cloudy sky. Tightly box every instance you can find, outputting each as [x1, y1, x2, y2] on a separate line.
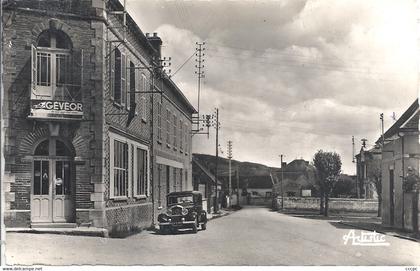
[126, 0, 418, 174]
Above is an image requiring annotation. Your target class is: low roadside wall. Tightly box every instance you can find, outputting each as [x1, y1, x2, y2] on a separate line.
[275, 197, 378, 213]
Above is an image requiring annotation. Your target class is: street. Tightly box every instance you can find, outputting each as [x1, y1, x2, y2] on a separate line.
[5, 206, 420, 266]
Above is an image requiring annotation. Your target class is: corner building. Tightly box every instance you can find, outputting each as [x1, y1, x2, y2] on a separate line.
[2, 0, 195, 235]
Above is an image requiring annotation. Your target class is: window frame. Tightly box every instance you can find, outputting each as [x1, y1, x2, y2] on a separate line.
[109, 132, 150, 199]
[133, 145, 149, 198]
[141, 74, 147, 122]
[173, 113, 177, 148]
[157, 101, 162, 141]
[166, 108, 171, 145]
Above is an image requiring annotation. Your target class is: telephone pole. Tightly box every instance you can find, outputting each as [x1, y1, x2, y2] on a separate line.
[227, 140, 233, 197]
[195, 42, 205, 118]
[213, 108, 220, 213]
[380, 113, 385, 147]
[352, 136, 355, 163]
[236, 166, 240, 207]
[280, 154, 284, 210]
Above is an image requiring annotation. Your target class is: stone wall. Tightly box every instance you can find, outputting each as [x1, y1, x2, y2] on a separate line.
[275, 197, 378, 213]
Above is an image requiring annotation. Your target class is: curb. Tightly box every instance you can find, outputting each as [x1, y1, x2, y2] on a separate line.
[6, 227, 109, 238]
[339, 221, 420, 243]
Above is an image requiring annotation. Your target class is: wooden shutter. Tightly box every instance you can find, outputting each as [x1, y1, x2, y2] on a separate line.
[126, 59, 131, 110]
[121, 53, 126, 106]
[71, 49, 83, 101]
[110, 44, 115, 99]
[31, 45, 37, 94]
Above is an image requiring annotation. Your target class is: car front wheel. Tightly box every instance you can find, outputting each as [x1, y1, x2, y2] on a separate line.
[192, 223, 198, 233]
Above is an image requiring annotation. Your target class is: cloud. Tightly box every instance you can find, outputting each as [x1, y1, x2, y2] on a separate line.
[126, 0, 418, 174]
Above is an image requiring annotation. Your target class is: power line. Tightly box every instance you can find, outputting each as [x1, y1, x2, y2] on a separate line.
[205, 54, 407, 82]
[205, 41, 397, 66]
[170, 51, 196, 78]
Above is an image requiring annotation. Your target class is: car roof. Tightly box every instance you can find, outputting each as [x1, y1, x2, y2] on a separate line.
[167, 191, 202, 196]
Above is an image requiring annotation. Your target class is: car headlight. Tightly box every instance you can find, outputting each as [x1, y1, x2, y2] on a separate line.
[181, 208, 188, 216]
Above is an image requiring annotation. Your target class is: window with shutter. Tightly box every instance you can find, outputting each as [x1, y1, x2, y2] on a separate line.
[121, 53, 126, 106]
[113, 48, 122, 104]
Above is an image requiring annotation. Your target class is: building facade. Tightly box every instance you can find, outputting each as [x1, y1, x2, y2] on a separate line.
[2, 0, 195, 235]
[272, 159, 317, 197]
[355, 146, 381, 199]
[379, 99, 419, 232]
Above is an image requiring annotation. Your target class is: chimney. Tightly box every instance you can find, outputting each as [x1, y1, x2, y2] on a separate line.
[146, 32, 162, 58]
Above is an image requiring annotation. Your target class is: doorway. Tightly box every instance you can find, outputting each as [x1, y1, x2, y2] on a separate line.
[31, 138, 75, 223]
[389, 168, 395, 226]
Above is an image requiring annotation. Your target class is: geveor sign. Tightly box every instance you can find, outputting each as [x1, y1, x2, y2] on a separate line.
[30, 100, 83, 120]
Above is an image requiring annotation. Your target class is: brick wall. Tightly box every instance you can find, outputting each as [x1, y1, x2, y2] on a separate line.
[105, 203, 153, 237]
[2, 6, 101, 227]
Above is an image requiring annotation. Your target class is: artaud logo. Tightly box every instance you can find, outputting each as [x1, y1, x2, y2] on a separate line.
[343, 230, 390, 246]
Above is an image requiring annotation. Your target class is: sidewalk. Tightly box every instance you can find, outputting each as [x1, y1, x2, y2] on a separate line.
[208, 207, 238, 220]
[339, 220, 420, 243]
[6, 207, 239, 238]
[279, 209, 420, 242]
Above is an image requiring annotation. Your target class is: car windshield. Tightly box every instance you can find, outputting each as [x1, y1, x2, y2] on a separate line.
[168, 195, 194, 205]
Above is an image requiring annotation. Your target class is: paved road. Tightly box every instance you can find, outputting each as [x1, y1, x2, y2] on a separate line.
[5, 206, 420, 265]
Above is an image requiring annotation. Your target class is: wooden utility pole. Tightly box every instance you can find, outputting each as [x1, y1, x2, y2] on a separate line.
[280, 154, 284, 210]
[236, 166, 240, 207]
[227, 141, 233, 196]
[214, 108, 219, 213]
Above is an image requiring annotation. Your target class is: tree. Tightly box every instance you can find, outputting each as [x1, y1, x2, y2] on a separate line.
[313, 150, 342, 216]
[366, 157, 382, 217]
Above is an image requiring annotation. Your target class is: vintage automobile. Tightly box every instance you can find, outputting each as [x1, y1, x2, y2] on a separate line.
[158, 191, 207, 234]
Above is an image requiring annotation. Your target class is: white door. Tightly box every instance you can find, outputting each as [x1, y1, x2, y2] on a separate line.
[31, 139, 75, 223]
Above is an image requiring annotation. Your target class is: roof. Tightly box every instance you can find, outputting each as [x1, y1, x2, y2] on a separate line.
[162, 74, 197, 114]
[112, 0, 196, 115]
[272, 159, 315, 182]
[376, 99, 419, 144]
[192, 157, 222, 185]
